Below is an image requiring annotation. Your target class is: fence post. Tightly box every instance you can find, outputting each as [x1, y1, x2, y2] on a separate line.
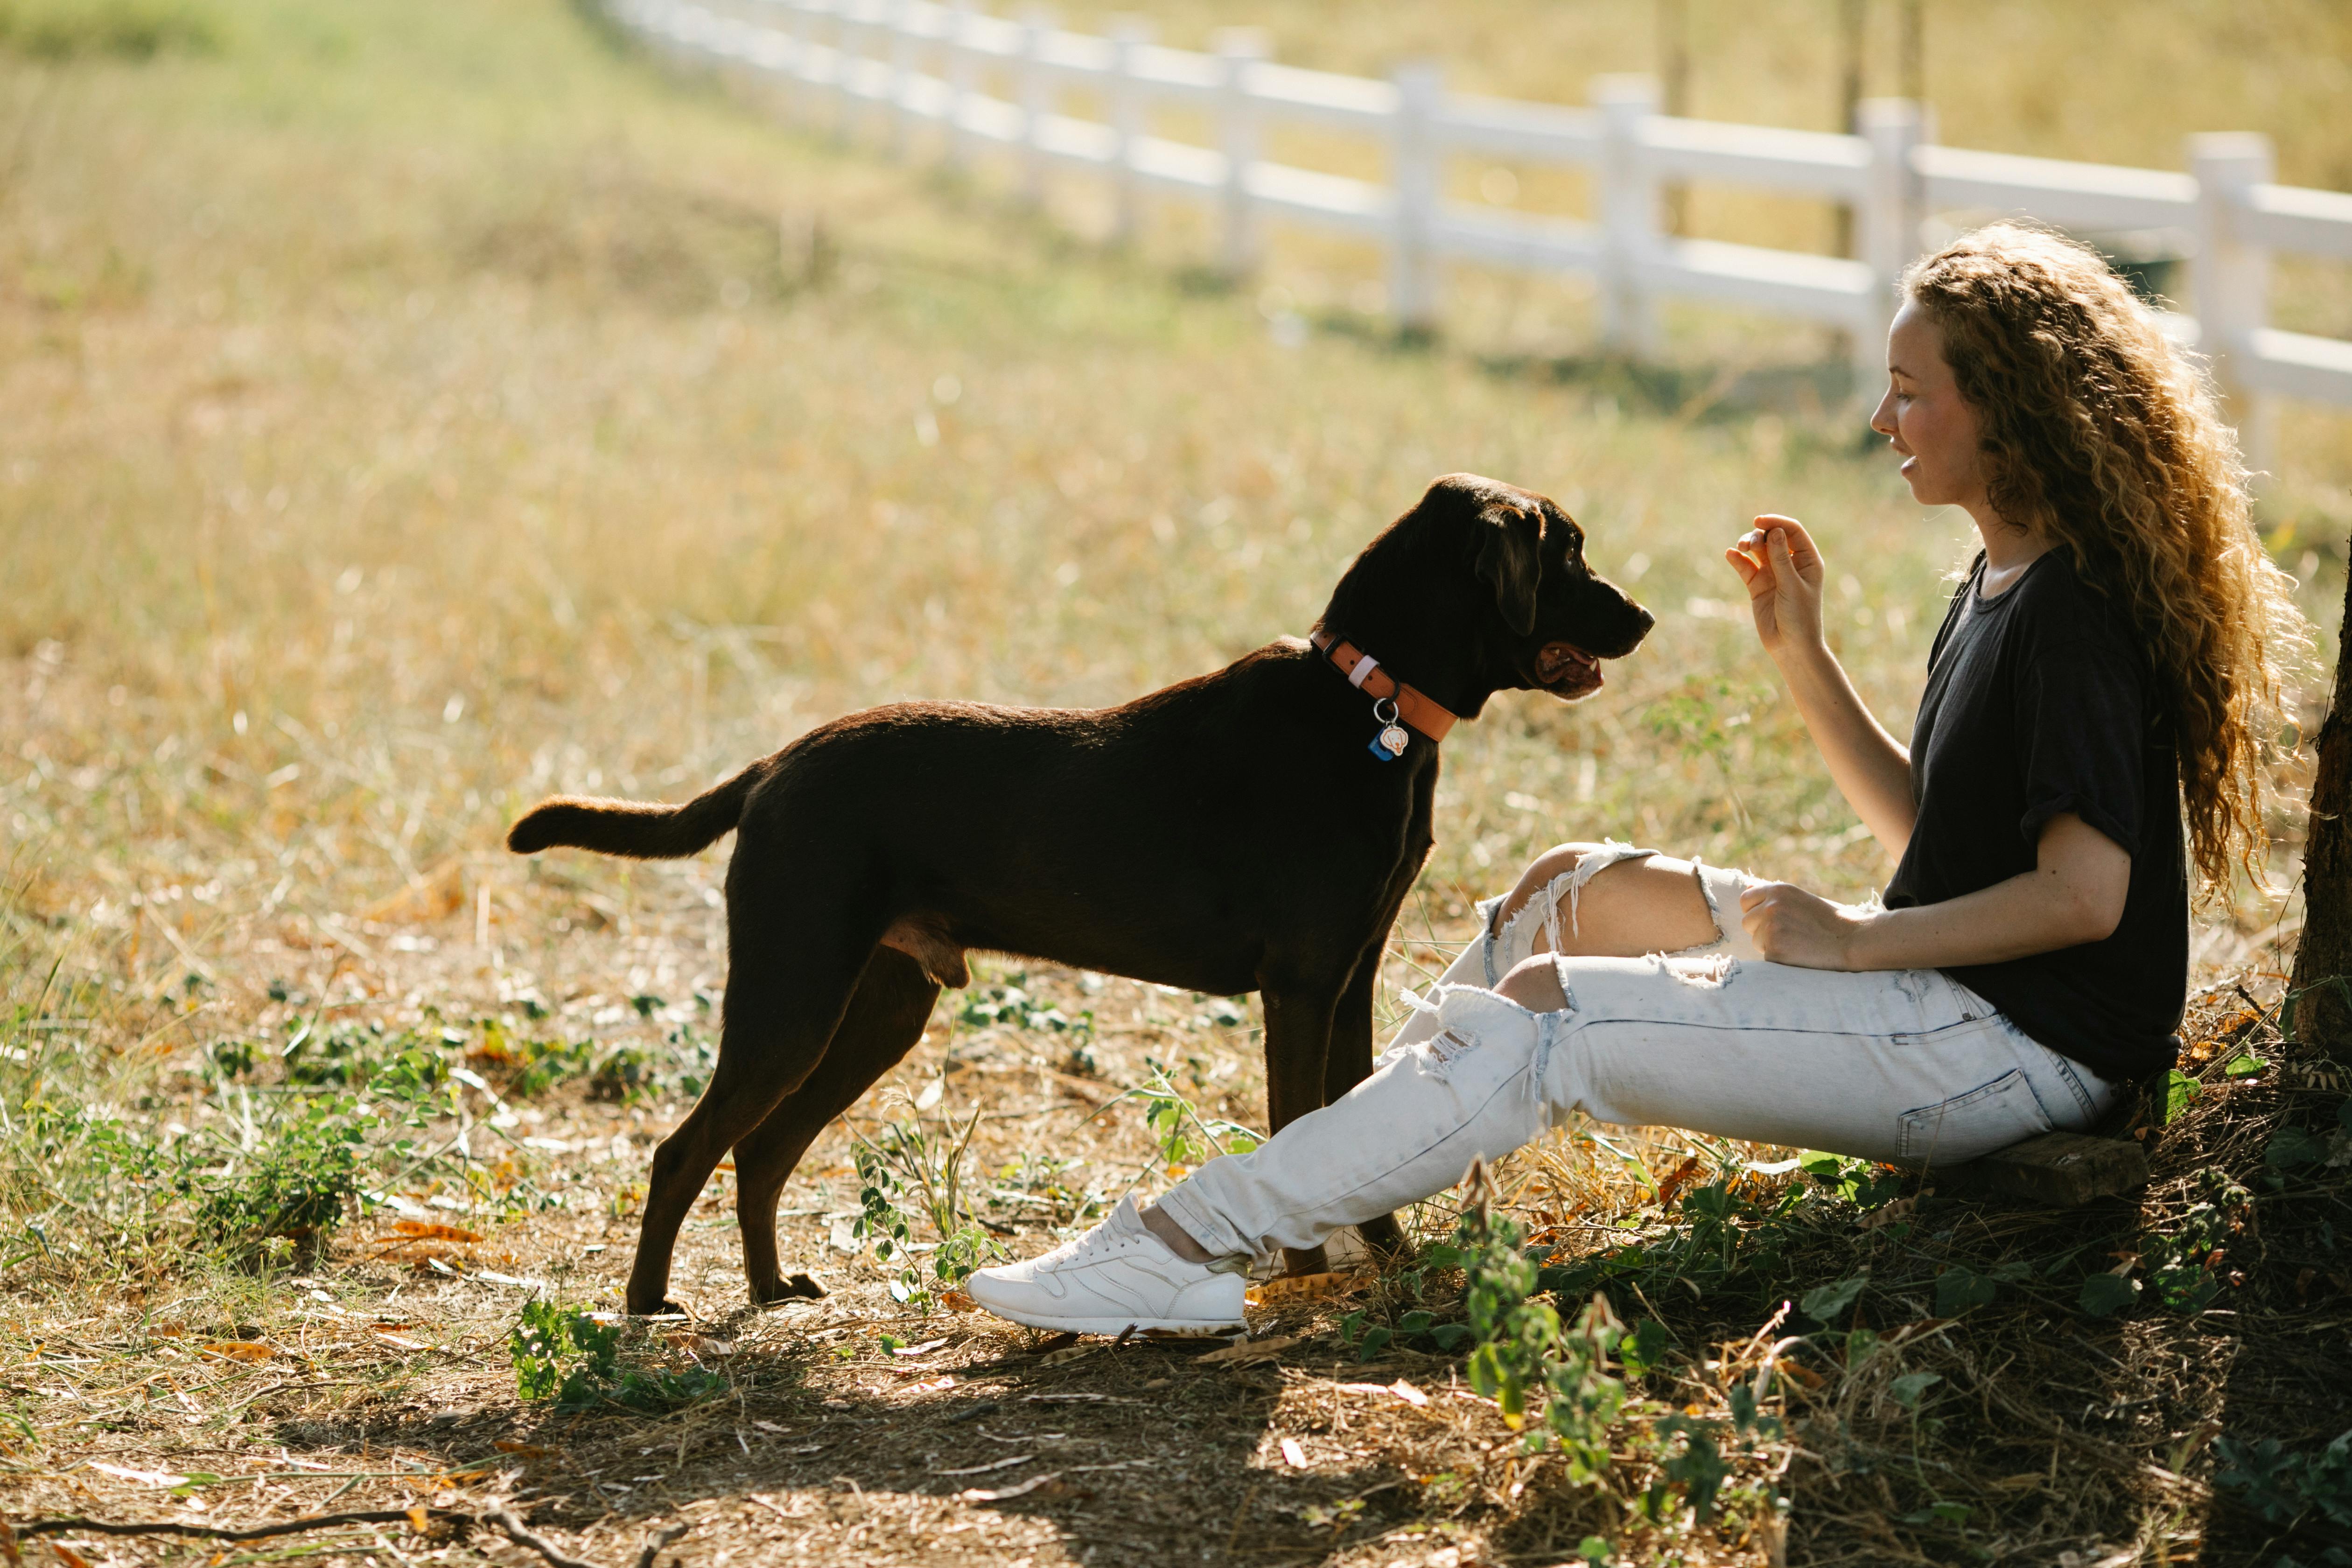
[1388, 60, 1442, 339]
[1018, 7, 1055, 206]
[1109, 16, 1153, 245]
[944, 0, 974, 170]
[1594, 74, 1661, 358]
[1855, 98, 1925, 397]
[884, 0, 913, 160]
[1214, 27, 1269, 281]
[2191, 132, 2277, 484]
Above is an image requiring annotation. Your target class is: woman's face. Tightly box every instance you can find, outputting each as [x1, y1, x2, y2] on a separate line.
[1869, 301, 1988, 511]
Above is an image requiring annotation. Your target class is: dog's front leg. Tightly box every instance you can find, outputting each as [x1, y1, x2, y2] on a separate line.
[1325, 947, 1408, 1263]
[1259, 979, 1344, 1278]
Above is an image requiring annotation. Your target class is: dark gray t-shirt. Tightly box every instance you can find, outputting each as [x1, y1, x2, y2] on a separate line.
[1883, 549, 2188, 1083]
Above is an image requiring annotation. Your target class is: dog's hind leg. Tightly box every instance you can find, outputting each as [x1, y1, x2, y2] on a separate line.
[731, 946, 940, 1305]
[624, 922, 876, 1316]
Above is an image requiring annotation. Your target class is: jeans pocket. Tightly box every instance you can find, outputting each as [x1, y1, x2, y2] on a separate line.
[1897, 1069, 2054, 1164]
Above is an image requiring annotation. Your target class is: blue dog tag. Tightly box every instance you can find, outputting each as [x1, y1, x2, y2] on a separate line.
[1368, 733, 1401, 761]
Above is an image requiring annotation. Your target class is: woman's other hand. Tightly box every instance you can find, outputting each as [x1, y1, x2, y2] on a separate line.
[1724, 514, 1826, 658]
[1738, 881, 1870, 969]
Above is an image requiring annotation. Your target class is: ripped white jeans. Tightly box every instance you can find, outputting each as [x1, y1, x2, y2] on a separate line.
[1157, 843, 2119, 1265]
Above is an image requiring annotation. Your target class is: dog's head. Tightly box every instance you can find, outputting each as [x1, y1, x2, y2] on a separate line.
[1320, 474, 1652, 715]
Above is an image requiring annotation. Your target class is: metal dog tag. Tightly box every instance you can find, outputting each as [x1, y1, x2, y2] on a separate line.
[1379, 722, 1410, 756]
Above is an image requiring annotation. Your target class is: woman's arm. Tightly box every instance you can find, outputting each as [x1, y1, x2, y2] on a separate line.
[1725, 517, 1918, 857]
[1739, 812, 2132, 970]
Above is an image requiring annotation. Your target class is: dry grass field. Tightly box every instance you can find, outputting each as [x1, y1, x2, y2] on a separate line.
[3, 1, 2350, 1565]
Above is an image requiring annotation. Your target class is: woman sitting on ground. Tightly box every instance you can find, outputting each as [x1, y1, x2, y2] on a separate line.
[967, 222, 2315, 1336]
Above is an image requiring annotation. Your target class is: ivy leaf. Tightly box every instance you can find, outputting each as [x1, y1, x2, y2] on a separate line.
[2163, 1069, 2200, 1122]
[1799, 1274, 1868, 1324]
[2266, 1126, 2326, 1171]
[1618, 1318, 1671, 1377]
[1934, 1265, 1997, 1317]
[1889, 1371, 1941, 1409]
[2079, 1271, 2141, 1317]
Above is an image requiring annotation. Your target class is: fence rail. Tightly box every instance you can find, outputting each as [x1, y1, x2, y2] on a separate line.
[617, 0, 2352, 453]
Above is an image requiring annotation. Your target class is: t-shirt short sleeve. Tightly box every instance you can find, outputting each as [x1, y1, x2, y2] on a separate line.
[2012, 635, 2145, 856]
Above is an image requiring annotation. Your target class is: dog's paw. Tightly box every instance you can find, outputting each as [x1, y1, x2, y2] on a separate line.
[751, 1272, 826, 1305]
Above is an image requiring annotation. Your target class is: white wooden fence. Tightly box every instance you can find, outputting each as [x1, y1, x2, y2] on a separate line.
[612, 0, 2352, 448]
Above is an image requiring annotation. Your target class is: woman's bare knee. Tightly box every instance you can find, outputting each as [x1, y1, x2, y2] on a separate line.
[1496, 955, 1568, 1012]
[1542, 857, 1721, 958]
[1496, 842, 1605, 930]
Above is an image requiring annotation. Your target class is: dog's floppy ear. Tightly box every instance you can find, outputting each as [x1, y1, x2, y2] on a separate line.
[1475, 501, 1545, 636]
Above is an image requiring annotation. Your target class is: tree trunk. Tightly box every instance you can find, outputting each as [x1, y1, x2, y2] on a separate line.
[2292, 563, 2352, 1060]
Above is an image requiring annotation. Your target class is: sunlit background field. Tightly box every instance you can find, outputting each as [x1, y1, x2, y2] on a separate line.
[3, 0, 2348, 1563]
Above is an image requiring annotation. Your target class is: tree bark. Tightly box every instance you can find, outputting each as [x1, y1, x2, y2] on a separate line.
[2292, 563, 2352, 1060]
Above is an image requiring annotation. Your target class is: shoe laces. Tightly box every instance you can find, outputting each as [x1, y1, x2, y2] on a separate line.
[1032, 1209, 1148, 1269]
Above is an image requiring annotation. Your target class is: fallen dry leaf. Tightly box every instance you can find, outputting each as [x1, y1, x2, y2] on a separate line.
[201, 1341, 274, 1363]
[1280, 1437, 1307, 1468]
[1858, 1197, 1916, 1231]
[493, 1440, 546, 1459]
[894, 1376, 956, 1395]
[88, 1462, 190, 1487]
[387, 1220, 483, 1244]
[1654, 1153, 1705, 1210]
[1337, 1380, 1430, 1407]
[1197, 1335, 1297, 1366]
[1246, 1272, 1369, 1307]
[1036, 1344, 1096, 1366]
[938, 1289, 978, 1312]
[50, 1545, 91, 1568]
[957, 1471, 1064, 1503]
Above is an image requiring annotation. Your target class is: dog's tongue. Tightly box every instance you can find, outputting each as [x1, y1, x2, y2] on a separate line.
[1536, 641, 1599, 688]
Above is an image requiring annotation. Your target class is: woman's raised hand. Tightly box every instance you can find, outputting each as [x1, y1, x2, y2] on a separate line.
[1723, 514, 1826, 658]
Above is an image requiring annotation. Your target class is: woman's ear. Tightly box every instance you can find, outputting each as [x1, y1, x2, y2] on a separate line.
[1476, 503, 1545, 636]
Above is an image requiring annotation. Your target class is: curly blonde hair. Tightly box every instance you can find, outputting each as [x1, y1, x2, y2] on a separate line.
[1903, 222, 2313, 898]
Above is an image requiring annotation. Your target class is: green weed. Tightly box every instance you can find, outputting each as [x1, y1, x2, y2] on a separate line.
[587, 1024, 714, 1106]
[1099, 1057, 1262, 1172]
[463, 1019, 596, 1098]
[2213, 1428, 2352, 1563]
[955, 980, 1089, 1036]
[985, 1151, 1105, 1231]
[175, 1092, 365, 1256]
[0, 0, 217, 61]
[509, 1299, 725, 1413]
[850, 1102, 1003, 1308]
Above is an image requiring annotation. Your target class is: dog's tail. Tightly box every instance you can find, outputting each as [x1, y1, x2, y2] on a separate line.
[506, 764, 760, 860]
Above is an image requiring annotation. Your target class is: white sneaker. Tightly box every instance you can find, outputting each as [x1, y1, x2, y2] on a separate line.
[965, 1196, 1248, 1336]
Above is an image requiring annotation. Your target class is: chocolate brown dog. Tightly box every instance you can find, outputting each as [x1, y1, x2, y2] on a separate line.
[507, 474, 1651, 1314]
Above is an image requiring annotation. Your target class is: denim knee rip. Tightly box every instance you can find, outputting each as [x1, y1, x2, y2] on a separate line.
[1479, 841, 1661, 983]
